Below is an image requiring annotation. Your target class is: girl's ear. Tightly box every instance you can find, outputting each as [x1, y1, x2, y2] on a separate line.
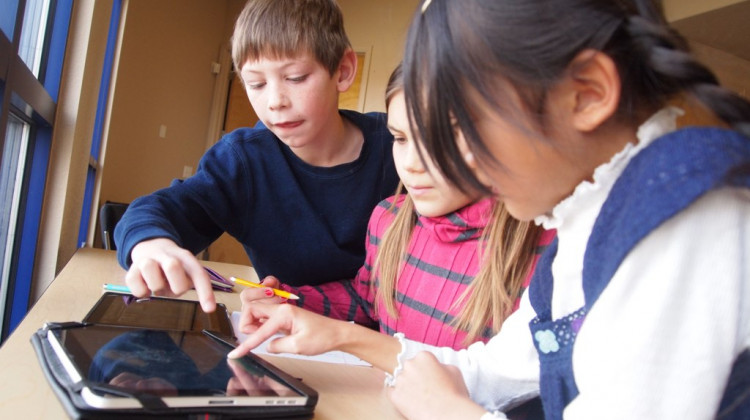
[563, 49, 621, 132]
[336, 49, 358, 92]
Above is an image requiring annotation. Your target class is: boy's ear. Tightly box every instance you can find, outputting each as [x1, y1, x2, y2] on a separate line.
[336, 49, 358, 92]
[561, 49, 621, 132]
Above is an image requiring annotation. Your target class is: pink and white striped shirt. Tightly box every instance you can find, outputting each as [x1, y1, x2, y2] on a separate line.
[282, 195, 555, 350]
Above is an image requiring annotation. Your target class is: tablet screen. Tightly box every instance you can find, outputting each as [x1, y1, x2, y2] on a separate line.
[83, 293, 234, 337]
[47, 325, 311, 409]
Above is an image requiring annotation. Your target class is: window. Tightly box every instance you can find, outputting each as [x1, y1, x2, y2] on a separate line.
[0, 0, 72, 341]
[0, 115, 29, 316]
[18, 0, 51, 77]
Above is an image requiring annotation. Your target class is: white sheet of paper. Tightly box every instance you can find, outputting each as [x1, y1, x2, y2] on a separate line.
[231, 311, 371, 366]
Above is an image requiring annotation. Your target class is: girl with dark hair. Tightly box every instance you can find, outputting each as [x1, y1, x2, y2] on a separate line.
[388, 0, 750, 419]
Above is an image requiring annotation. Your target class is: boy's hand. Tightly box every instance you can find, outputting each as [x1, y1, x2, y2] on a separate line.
[238, 276, 286, 334]
[126, 238, 216, 312]
[227, 302, 342, 359]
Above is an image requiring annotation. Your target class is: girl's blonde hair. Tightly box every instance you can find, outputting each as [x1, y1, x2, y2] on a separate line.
[451, 202, 540, 340]
[375, 64, 542, 343]
[373, 192, 540, 343]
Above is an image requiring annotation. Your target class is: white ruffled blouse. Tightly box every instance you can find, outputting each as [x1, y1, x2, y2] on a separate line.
[395, 108, 750, 420]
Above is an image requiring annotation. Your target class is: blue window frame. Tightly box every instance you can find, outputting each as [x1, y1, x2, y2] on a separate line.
[0, 0, 21, 40]
[77, 0, 122, 248]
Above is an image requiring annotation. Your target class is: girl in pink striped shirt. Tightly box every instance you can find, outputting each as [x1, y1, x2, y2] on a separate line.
[228, 66, 554, 367]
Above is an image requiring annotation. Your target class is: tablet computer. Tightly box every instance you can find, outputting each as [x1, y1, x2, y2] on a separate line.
[83, 292, 234, 338]
[44, 323, 318, 414]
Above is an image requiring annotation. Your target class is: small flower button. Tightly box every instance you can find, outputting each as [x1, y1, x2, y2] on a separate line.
[534, 329, 559, 354]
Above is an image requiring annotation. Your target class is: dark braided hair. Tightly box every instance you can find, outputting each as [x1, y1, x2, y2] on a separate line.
[403, 0, 750, 194]
[619, 2, 750, 134]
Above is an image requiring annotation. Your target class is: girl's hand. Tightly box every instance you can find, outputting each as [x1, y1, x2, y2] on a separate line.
[238, 276, 286, 334]
[126, 238, 216, 312]
[389, 352, 487, 420]
[227, 302, 344, 359]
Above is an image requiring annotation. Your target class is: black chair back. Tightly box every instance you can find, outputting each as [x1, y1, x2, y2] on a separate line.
[99, 201, 129, 250]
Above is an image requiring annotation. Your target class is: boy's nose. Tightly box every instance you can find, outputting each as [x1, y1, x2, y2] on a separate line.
[267, 87, 289, 110]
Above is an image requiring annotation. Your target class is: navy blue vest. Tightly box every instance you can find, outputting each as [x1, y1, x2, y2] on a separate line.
[527, 127, 750, 419]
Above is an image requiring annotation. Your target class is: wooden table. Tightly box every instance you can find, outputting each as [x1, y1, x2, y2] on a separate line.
[0, 248, 404, 419]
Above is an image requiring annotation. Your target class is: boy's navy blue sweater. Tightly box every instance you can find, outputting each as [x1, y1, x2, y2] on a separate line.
[115, 110, 399, 287]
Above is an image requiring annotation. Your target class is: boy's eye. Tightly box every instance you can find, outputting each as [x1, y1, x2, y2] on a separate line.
[288, 75, 308, 83]
[247, 82, 265, 90]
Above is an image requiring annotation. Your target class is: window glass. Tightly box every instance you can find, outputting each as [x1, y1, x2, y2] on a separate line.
[0, 114, 30, 306]
[18, 0, 51, 77]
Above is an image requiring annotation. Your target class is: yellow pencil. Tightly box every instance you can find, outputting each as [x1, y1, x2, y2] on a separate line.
[229, 276, 299, 300]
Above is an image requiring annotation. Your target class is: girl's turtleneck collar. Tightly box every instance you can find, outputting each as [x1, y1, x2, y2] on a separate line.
[416, 197, 493, 243]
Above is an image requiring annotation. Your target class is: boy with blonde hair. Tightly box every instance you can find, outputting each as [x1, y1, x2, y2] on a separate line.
[116, 0, 398, 312]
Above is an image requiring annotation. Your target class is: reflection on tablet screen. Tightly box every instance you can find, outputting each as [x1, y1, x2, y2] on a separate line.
[51, 325, 305, 407]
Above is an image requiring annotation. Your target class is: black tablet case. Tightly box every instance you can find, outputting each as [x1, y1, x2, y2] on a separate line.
[31, 318, 318, 420]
